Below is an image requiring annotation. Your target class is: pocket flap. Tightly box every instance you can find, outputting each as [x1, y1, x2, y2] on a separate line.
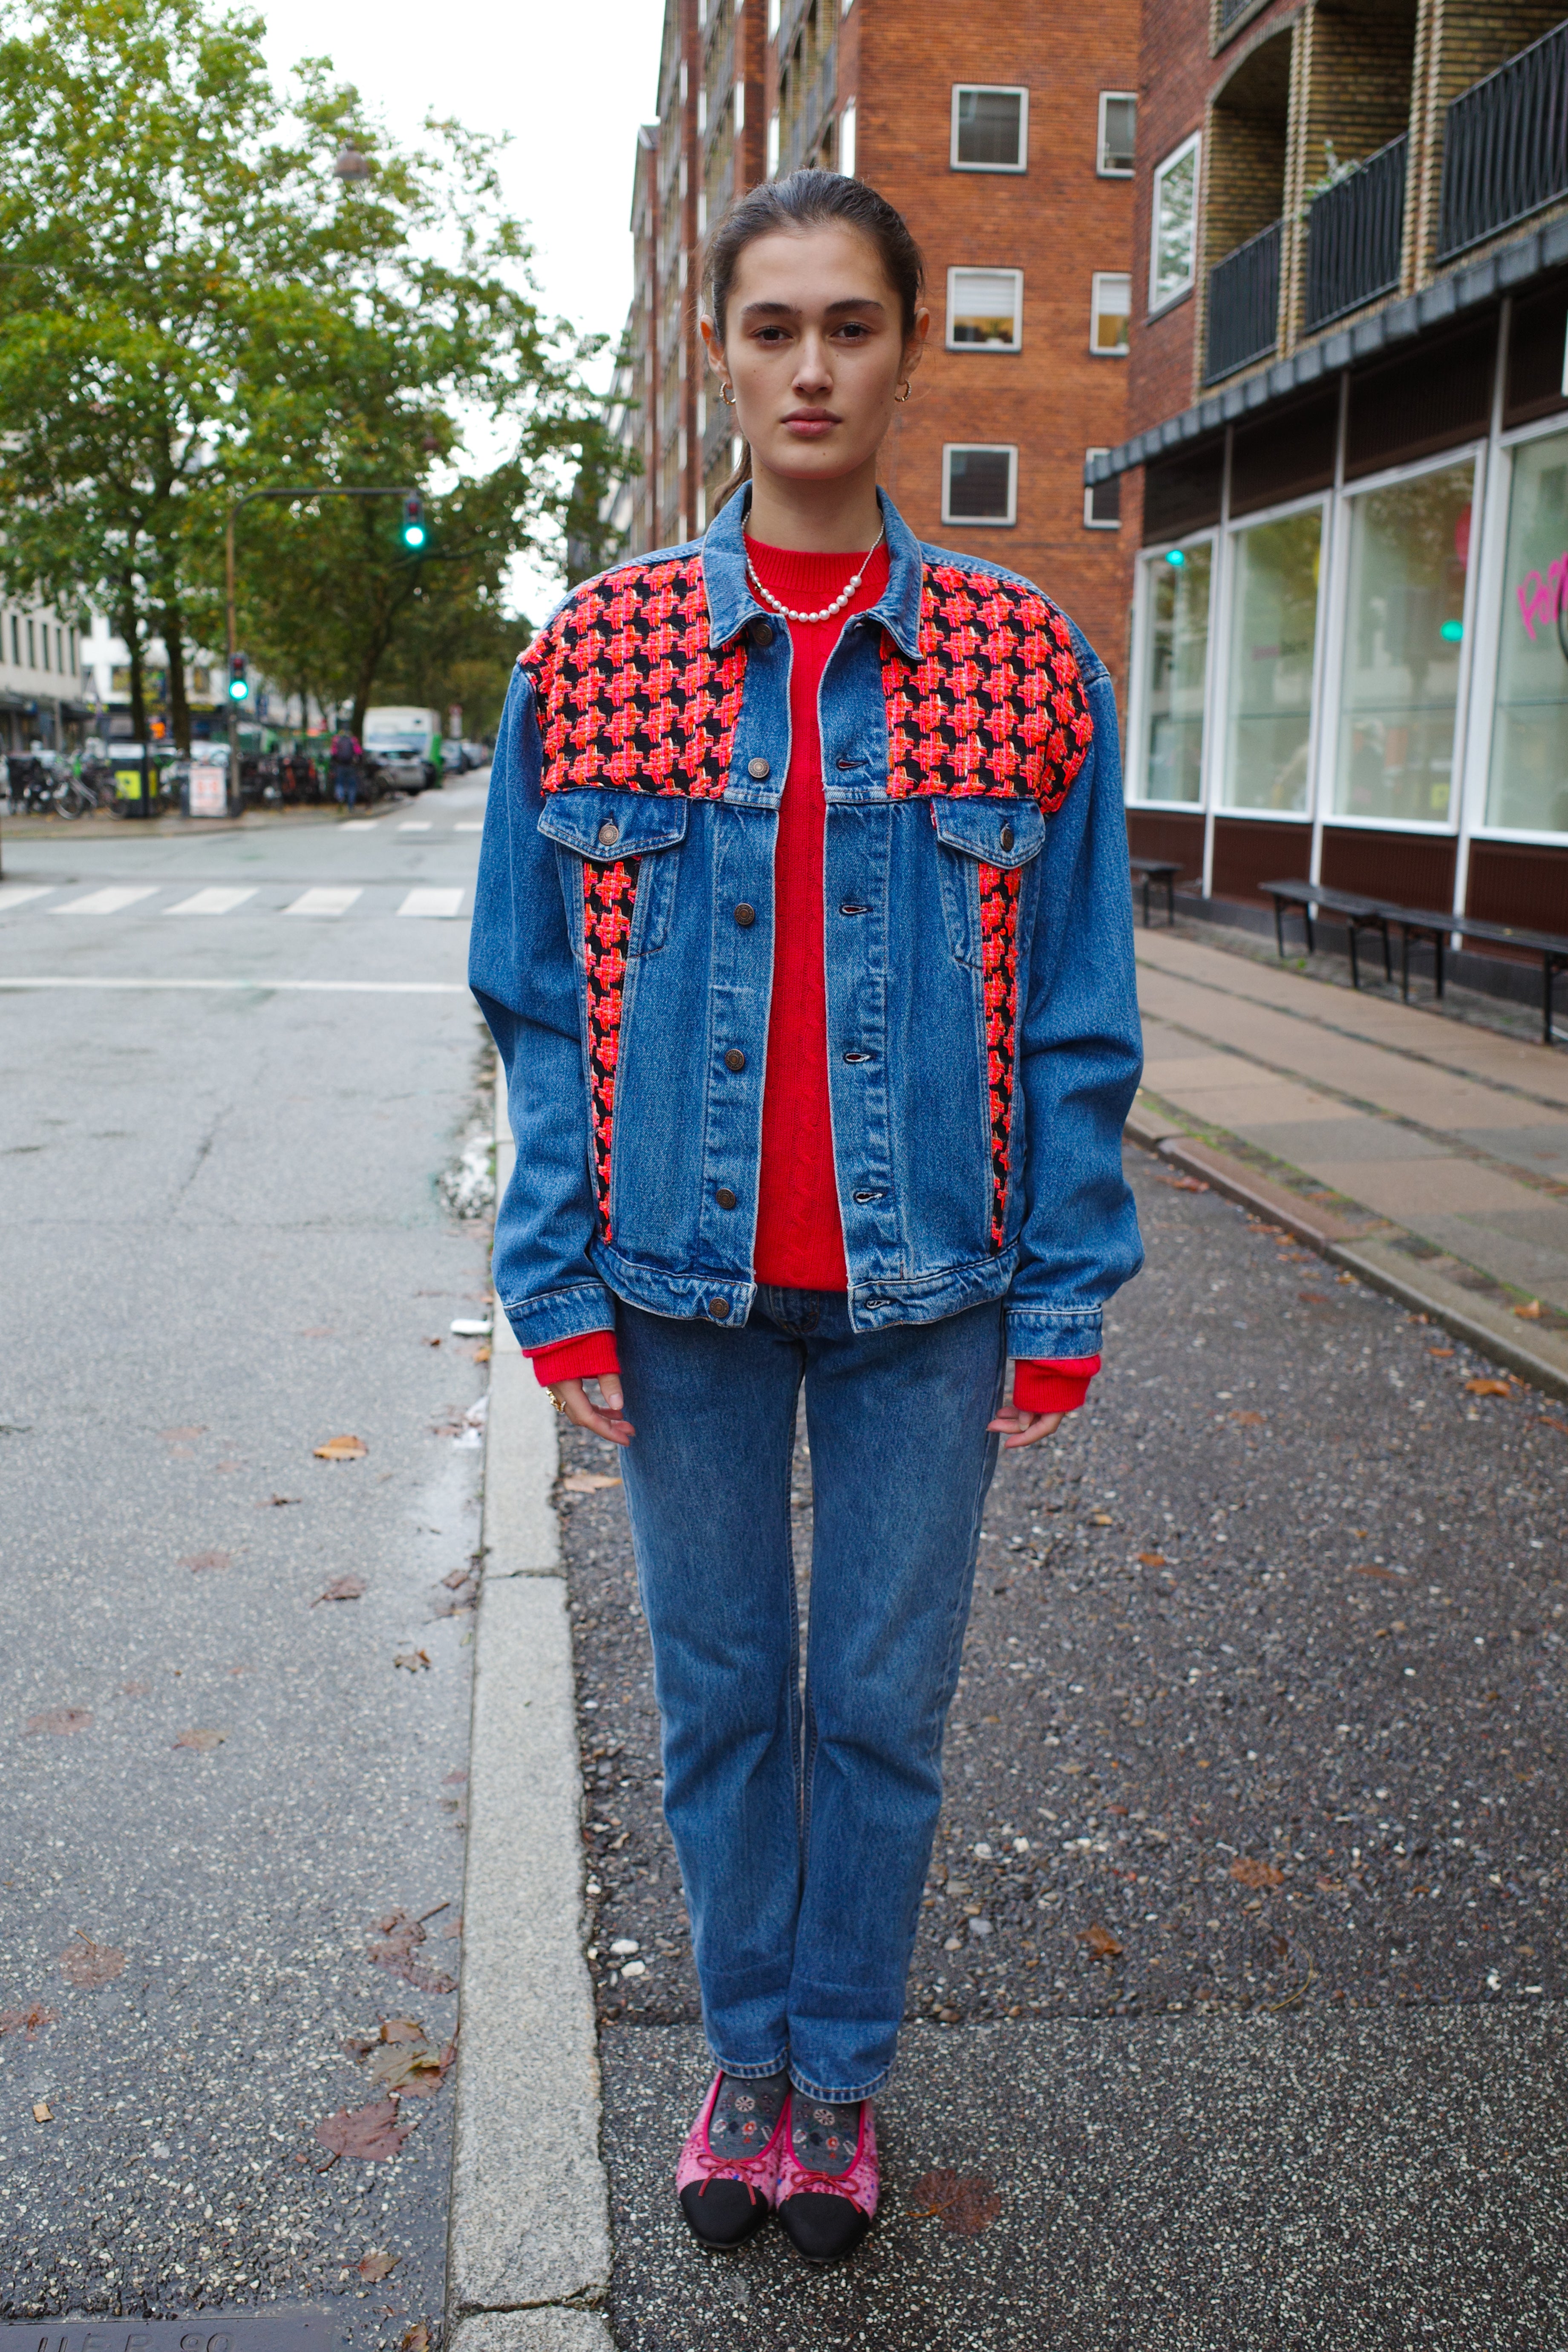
[537, 790, 689, 862]
[931, 796, 1046, 868]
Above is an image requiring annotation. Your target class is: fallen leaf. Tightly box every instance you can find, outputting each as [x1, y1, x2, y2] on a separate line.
[314, 1434, 368, 1460]
[369, 1910, 455, 1995]
[401, 2329, 429, 2352]
[0, 2004, 58, 2037]
[313, 1575, 367, 1605]
[1078, 1922, 1123, 1959]
[1298, 1291, 1332, 1306]
[1350, 1564, 1400, 1580]
[1088, 1512, 1114, 1526]
[1513, 1299, 1543, 1320]
[1464, 1378, 1513, 1398]
[561, 1472, 622, 1493]
[473, 1345, 491, 1363]
[1229, 1410, 1266, 1426]
[1428, 1347, 1454, 1358]
[25, 1707, 93, 1736]
[441, 1569, 474, 1591]
[358, 2252, 399, 2282]
[1231, 1856, 1286, 1891]
[1539, 1415, 1568, 1436]
[1156, 1173, 1209, 1192]
[911, 2168, 1003, 2235]
[257, 1494, 301, 1508]
[1137, 1551, 1167, 1567]
[32, 2101, 52, 2123]
[394, 1648, 432, 1673]
[314, 2098, 407, 2162]
[59, 1933, 125, 1988]
[423, 1336, 443, 1347]
[365, 2033, 454, 2096]
[380, 2017, 423, 2041]
[173, 1726, 228, 1752]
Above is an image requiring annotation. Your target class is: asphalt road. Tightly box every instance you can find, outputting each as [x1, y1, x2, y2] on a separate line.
[561, 1149, 1568, 2346]
[0, 785, 493, 2343]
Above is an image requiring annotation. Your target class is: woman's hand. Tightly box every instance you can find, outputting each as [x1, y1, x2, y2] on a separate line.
[549, 1375, 635, 1447]
[988, 1398, 1065, 1451]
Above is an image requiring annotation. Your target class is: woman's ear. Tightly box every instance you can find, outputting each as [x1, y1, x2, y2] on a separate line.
[903, 306, 932, 380]
[699, 315, 726, 376]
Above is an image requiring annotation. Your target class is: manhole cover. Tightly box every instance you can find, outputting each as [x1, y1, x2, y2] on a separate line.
[0, 2320, 333, 2352]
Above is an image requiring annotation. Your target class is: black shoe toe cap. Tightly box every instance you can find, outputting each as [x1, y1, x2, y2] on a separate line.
[778, 2189, 872, 2265]
[679, 2177, 770, 2249]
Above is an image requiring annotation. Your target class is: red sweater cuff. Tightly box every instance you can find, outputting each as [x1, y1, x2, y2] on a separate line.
[527, 1332, 620, 1389]
[1013, 1354, 1102, 1415]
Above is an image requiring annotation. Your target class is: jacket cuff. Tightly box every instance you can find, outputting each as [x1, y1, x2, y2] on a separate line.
[527, 1332, 621, 1389]
[1006, 1307, 1104, 1361]
[1014, 1354, 1101, 1415]
[499, 1283, 617, 1354]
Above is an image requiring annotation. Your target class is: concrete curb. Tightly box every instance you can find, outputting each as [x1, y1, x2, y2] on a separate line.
[446, 1063, 613, 2337]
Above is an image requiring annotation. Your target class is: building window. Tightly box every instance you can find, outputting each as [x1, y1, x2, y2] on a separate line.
[1490, 425, 1568, 833]
[839, 101, 856, 177]
[951, 85, 1028, 173]
[734, 80, 744, 130]
[1150, 132, 1201, 312]
[1336, 458, 1473, 826]
[768, 110, 780, 176]
[26, 618, 35, 669]
[946, 267, 1022, 350]
[8, 616, 15, 667]
[56, 626, 63, 672]
[1222, 506, 1324, 813]
[1098, 92, 1136, 176]
[1090, 272, 1130, 356]
[943, 444, 1017, 526]
[1136, 542, 1212, 801]
[1084, 452, 1121, 528]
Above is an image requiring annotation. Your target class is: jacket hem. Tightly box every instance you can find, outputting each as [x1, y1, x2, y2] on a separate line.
[498, 1282, 618, 1353]
[1006, 1307, 1105, 1359]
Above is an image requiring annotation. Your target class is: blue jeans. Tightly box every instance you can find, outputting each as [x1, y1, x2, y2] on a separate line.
[617, 1288, 1006, 2100]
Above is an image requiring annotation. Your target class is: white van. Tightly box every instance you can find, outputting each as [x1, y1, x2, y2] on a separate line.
[363, 706, 441, 794]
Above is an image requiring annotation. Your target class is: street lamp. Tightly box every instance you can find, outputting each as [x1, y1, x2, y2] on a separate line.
[333, 144, 373, 181]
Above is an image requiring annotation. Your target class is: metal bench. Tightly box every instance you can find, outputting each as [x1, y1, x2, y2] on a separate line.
[1264, 878, 1568, 1045]
[1129, 855, 1182, 929]
[1260, 879, 1394, 989]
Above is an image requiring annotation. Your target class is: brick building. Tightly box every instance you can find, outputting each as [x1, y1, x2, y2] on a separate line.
[1096, 0, 1568, 935]
[614, 0, 1141, 673]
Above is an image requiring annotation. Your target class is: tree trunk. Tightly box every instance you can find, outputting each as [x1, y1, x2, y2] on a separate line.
[160, 603, 191, 754]
[119, 601, 147, 746]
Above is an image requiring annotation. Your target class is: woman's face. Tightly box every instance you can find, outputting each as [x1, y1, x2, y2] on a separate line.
[704, 222, 927, 490]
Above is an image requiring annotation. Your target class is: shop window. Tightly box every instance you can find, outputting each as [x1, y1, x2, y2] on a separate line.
[1084, 451, 1121, 528]
[1090, 272, 1130, 356]
[951, 86, 1028, 173]
[839, 101, 856, 177]
[1098, 92, 1136, 176]
[1334, 459, 1473, 826]
[1136, 542, 1212, 802]
[1150, 132, 1200, 313]
[1488, 426, 1568, 835]
[943, 444, 1017, 525]
[1222, 507, 1323, 813]
[946, 267, 1023, 350]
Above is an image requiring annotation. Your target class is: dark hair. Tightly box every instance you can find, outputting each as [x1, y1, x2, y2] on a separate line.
[703, 170, 926, 515]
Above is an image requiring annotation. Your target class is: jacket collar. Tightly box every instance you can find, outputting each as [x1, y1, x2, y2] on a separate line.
[701, 485, 925, 660]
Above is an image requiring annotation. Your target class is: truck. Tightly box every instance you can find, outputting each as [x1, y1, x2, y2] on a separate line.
[362, 706, 441, 795]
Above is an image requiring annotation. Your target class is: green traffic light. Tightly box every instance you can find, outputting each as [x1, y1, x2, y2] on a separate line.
[402, 520, 427, 548]
[228, 677, 248, 701]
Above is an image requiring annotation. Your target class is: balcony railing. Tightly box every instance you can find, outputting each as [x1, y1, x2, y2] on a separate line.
[1204, 219, 1281, 383]
[1304, 133, 1406, 331]
[1437, 16, 1568, 261]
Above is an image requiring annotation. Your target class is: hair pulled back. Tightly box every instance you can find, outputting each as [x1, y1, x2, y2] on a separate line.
[702, 170, 925, 516]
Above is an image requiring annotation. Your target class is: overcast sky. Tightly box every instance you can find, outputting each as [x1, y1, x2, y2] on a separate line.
[257, 0, 666, 616]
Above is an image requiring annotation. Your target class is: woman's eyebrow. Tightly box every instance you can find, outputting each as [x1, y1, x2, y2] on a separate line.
[737, 296, 888, 321]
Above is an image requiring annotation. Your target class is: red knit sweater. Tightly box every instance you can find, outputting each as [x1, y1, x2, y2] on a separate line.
[528, 536, 1099, 1418]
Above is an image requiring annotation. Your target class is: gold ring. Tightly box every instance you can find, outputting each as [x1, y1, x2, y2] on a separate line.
[551, 1392, 568, 1413]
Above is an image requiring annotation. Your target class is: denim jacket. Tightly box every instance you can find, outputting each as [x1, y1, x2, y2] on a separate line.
[470, 487, 1143, 1361]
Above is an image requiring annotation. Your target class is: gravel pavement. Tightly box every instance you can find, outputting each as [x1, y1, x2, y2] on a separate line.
[559, 1146, 1568, 2343]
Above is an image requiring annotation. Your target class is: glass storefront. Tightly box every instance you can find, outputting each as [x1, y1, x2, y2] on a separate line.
[1221, 508, 1322, 812]
[1139, 544, 1211, 803]
[1334, 460, 1472, 825]
[1488, 426, 1568, 836]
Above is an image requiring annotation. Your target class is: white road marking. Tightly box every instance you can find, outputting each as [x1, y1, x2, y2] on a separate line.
[454, 821, 484, 832]
[397, 888, 465, 919]
[0, 884, 54, 910]
[55, 886, 159, 915]
[0, 977, 466, 993]
[283, 887, 362, 917]
[339, 819, 380, 832]
[167, 887, 259, 915]
[398, 820, 432, 832]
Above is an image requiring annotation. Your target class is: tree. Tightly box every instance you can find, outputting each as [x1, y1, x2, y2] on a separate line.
[0, 0, 605, 747]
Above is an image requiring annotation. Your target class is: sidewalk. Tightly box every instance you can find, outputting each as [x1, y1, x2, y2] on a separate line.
[1132, 926, 1568, 1397]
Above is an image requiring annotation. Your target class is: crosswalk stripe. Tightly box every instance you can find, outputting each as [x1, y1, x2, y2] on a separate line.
[338, 819, 380, 832]
[454, 821, 484, 832]
[284, 886, 362, 917]
[167, 886, 259, 916]
[55, 885, 158, 915]
[398, 820, 432, 832]
[0, 883, 55, 910]
[397, 887, 464, 919]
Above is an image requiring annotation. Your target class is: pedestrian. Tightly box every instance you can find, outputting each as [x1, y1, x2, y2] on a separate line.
[470, 170, 1142, 2268]
[330, 723, 361, 808]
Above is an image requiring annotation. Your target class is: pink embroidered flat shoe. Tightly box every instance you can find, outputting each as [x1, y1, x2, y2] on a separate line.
[775, 2094, 879, 2265]
[675, 2070, 790, 2249]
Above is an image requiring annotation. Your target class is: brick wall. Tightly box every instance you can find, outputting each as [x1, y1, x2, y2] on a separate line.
[855, 0, 1140, 675]
[1126, 0, 1215, 433]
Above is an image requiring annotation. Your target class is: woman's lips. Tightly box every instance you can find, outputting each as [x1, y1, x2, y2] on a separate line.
[782, 413, 837, 438]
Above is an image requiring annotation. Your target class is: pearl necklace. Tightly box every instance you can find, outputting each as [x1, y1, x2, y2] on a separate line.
[744, 525, 886, 625]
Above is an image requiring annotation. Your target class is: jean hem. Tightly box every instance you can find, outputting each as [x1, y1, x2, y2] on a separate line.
[707, 2046, 790, 2081]
[789, 2062, 892, 2103]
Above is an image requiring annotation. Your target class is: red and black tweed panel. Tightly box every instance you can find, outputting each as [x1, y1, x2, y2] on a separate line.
[520, 557, 746, 798]
[583, 856, 641, 1239]
[882, 565, 1094, 815]
[978, 860, 1023, 1252]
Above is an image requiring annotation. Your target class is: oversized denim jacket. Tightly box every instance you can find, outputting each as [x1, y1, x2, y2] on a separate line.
[469, 487, 1143, 1361]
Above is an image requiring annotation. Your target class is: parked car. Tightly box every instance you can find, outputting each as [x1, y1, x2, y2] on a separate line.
[362, 705, 440, 793]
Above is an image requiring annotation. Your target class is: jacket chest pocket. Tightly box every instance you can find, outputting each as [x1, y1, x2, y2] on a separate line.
[931, 798, 1046, 969]
[538, 790, 688, 958]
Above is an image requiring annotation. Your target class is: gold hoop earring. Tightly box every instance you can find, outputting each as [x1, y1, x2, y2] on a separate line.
[894, 380, 912, 404]
[720, 383, 737, 406]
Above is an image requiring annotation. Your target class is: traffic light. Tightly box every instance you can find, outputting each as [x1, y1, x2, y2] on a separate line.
[401, 494, 427, 550]
[228, 652, 250, 702]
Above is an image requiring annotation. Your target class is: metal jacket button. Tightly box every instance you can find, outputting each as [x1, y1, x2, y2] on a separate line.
[1000, 823, 1015, 852]
[715, 1186, 738, 1210]
[708, 1297, 730, 1320]
[747, 756, 771, 780]
[750, 619, 774, 646]
[597, 821, 620, 846]
[734, 902, 755, 928]
[724, 1047, 747, 1072]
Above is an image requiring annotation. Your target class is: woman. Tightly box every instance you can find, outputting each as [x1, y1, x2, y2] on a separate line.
[470, 170, 1142, 2267]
